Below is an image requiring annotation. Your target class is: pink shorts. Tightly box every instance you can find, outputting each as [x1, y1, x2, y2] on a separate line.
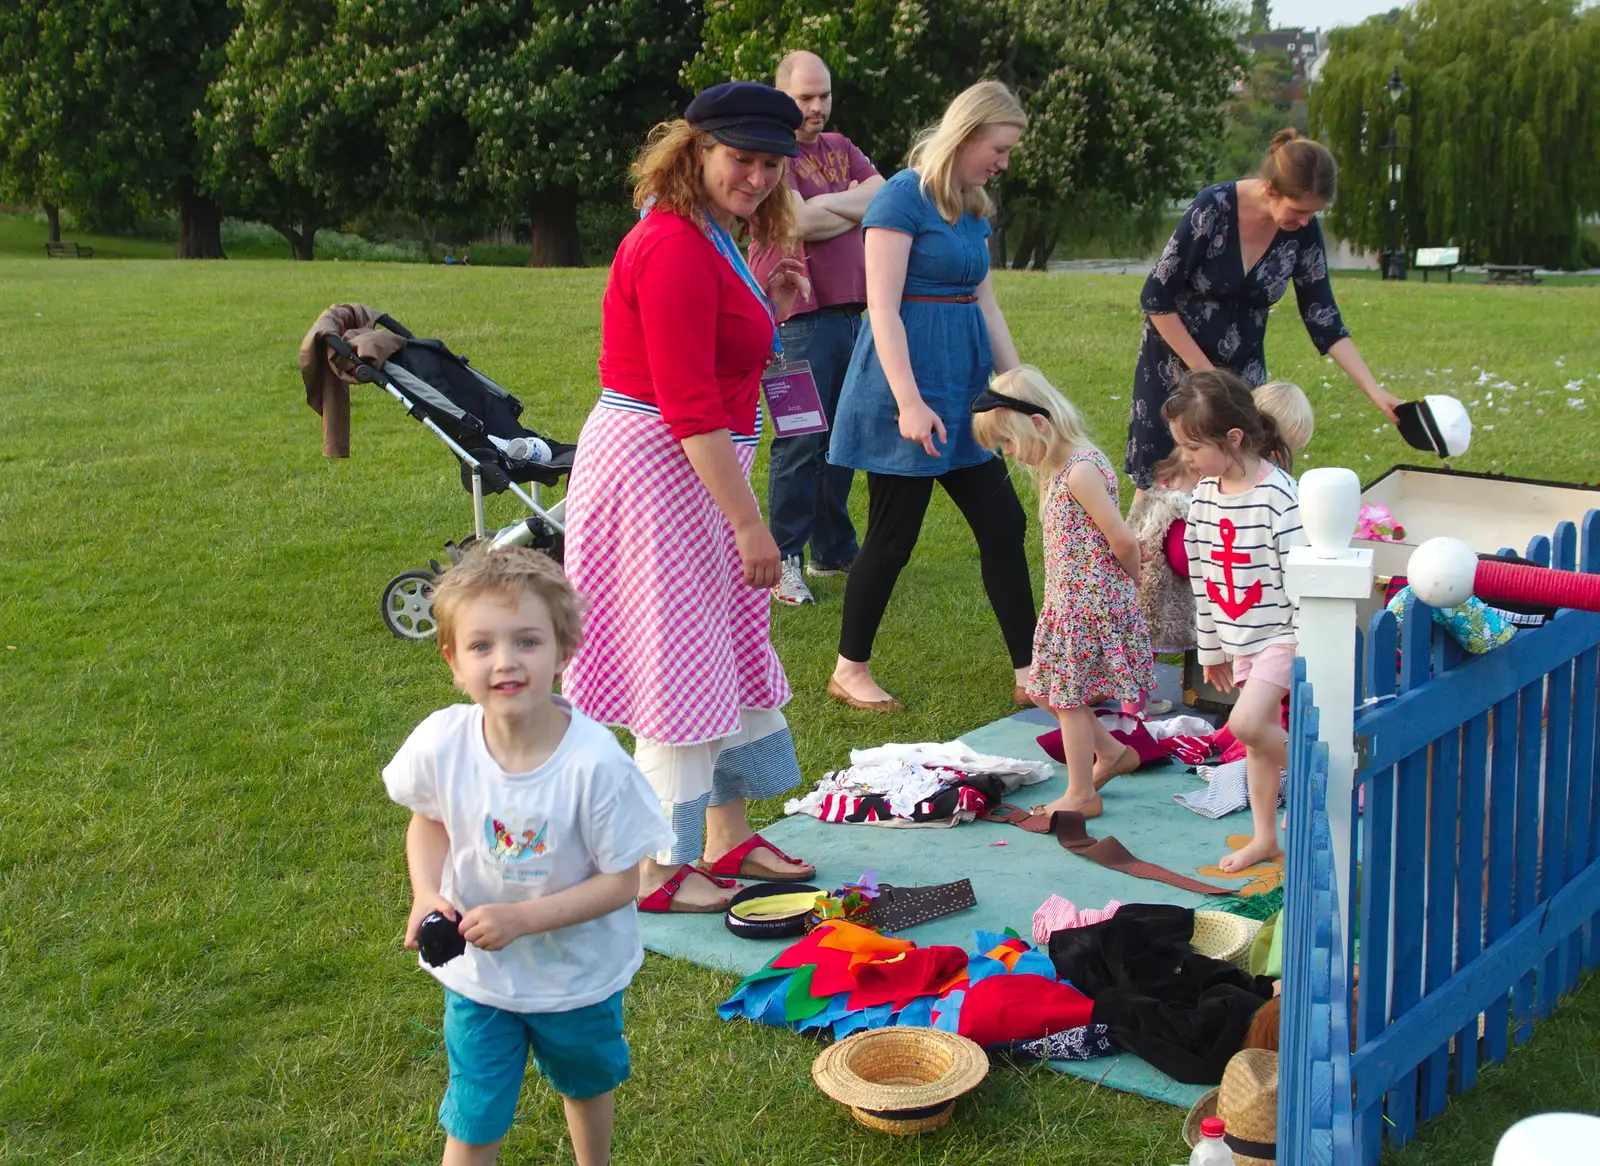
[1231, 642, 1297, 691]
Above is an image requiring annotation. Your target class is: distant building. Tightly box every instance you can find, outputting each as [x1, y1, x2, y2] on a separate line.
[1250, 27, 1320, 101]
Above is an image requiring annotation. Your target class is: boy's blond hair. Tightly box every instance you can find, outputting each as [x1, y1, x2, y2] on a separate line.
[431, 547, 583, 661]
[1253, 380, 1315, 453]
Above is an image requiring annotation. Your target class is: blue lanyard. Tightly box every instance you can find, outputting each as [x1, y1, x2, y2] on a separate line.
[704, 214, 783, 359]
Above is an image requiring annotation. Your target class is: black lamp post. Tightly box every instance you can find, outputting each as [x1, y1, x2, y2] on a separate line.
[1380, 65, 1407, 280]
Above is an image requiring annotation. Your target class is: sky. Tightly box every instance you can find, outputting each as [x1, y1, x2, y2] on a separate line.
[1268, 0, 1407, 31]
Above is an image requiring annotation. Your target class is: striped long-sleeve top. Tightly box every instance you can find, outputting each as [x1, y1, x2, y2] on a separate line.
[1184, 465, 1307, 664]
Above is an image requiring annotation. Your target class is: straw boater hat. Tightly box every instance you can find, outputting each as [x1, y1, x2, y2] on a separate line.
[812, 1027, 989, 1135]
[1183, 1049, 1278, 1164]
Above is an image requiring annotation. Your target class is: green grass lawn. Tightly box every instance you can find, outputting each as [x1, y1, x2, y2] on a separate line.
[1, 256, 1597, 1164]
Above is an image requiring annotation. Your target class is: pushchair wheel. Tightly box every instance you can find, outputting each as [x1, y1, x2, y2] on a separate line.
[381, 569, 438, 640]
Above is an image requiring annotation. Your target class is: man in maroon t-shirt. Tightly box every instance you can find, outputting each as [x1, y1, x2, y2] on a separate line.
[750, 50, 884, 606]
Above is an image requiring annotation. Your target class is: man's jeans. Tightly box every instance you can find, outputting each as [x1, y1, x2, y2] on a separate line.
[767, 308, 860, 567]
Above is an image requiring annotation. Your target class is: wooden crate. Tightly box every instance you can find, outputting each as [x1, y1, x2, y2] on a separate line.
[1183, 466, 1600, 715]
[1354, 465, 1600, 630]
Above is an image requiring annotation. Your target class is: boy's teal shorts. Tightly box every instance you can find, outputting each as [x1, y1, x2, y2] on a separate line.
[438, 987, 629, 1145]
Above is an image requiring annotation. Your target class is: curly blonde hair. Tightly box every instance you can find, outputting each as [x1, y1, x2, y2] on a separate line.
[432, 547, 583, 663]
[630, 120, 797, 252]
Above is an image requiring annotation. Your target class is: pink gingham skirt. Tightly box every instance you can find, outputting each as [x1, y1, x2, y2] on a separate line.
[560, 394, 791, 746]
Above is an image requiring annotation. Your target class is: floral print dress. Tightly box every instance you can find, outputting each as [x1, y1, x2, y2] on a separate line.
[1125, 180, 1351, 489]
[1028, 450, 1155, 709]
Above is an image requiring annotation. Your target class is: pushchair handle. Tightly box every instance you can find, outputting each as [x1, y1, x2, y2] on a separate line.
[376, 313, 414, 340]
[323, 332, 358, 361]
[322, 331, 383, 384]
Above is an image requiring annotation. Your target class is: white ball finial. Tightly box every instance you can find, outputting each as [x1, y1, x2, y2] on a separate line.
[1408, 537, 1477, 608]
[1298, 467, 1362, 558]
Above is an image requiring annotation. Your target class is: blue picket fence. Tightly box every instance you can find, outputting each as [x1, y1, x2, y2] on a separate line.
[1281, 511, 1600, 1163]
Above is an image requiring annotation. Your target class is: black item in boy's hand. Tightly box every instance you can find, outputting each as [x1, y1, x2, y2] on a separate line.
[417, 910, 467, 966]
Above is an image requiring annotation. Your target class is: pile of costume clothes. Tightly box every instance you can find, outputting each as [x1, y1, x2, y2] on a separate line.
[1038, 710, 1288, 821]
[719, 903, 1279, 1085]
[784, 740, 1052, 827]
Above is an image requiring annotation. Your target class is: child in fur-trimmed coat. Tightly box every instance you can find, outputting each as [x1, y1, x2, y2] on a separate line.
[1122, 452, 1199, 715]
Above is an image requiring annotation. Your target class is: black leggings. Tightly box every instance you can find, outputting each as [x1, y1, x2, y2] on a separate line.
[838, 458, 1037, 667]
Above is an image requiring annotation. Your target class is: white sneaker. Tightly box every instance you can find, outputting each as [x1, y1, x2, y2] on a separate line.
[772, 556, 815, 605]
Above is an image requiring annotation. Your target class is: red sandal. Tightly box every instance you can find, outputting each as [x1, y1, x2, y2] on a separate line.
[697, 833, 815, 882]
[636, 864, 738, 914]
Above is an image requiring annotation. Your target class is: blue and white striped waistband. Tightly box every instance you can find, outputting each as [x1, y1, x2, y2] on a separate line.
[598, 388, 763, 446]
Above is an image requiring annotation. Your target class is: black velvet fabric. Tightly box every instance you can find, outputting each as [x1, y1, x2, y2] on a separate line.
[1047, 903, 1274, 1085]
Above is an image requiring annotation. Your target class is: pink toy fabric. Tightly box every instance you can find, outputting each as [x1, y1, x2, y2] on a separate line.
[1032, 895, 1123, 945]
[1164, 518, 1190, 577]
[1356, 502, 1405, 543]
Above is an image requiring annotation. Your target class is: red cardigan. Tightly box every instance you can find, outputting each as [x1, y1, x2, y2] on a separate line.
[597, 209, 774, 441]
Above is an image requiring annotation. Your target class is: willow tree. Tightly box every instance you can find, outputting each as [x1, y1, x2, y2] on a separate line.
[1311, 0, 1600, 267]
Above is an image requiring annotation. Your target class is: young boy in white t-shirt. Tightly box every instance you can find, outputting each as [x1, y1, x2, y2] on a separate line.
[384, 547, 673, 1166]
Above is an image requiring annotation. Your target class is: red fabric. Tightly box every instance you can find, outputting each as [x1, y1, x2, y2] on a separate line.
[1164, 518, 1190, 578]
[598, 209, 772, 441]
[1477, 559, 1600, 612]
[845, 946, 970, 1010]
[1162, 734, 1215, 765]
[1213, 723, 1246, 764]
[1037, 719, 1166, 768]
[956, 974, 1094, 1046]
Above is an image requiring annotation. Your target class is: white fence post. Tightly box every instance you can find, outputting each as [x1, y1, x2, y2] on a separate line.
[1286, 467, 1373, 939]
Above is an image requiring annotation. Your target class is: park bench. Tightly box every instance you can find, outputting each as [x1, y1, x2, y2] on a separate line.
[1413, 246, 1460, 282]
[45, 241, 93, 258]
[1484, 263, 1539, 285]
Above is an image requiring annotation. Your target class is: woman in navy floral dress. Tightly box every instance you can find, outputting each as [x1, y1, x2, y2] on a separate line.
[1125, 130, 1400, 490]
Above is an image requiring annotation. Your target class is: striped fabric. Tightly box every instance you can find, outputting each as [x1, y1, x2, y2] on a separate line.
[1185, 465, 1307, 665]
[707, 726, 803, 806]
[562, 398, 789, 746]
[596, 389, 763, 447]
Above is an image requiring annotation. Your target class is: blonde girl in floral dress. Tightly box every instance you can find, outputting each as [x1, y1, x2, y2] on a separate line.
[971, 367, 1154, 819]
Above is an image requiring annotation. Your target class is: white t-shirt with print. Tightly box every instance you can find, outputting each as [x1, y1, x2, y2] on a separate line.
[383, 698, 675, 1013]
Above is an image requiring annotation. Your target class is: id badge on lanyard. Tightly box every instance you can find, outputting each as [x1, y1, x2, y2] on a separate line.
[761, 359, 828, 437]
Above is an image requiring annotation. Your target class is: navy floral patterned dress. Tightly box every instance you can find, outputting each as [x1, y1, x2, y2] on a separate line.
[1125, 181, 1350, 489]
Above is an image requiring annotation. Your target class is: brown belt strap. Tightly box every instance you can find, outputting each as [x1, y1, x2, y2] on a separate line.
[984, 804, 1234, 896]
[903, 294, 978, 303]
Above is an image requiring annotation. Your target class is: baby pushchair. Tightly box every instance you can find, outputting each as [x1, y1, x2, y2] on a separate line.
[320, 312, 575, 640]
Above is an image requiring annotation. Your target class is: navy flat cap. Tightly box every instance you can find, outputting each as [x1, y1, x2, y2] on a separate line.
[686, 81, 802, 157]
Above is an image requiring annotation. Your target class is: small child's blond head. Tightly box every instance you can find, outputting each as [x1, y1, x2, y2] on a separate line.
[431, 547, 583, 661]
[1253, 380, 1315, 453]
[972, 366, 1094, 467]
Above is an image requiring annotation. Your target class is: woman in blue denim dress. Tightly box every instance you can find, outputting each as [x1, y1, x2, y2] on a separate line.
[825, 81, 1037, 712]
[1125, 130, 1401, 492]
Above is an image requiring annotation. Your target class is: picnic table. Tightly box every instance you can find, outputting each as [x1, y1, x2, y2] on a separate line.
[1414, 246, 1460, 283]
[1484, 264, 1539, 285]
[45, 241, 94, 258]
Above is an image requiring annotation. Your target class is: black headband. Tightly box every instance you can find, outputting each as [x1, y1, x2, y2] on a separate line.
[971, 388, 1051, 417]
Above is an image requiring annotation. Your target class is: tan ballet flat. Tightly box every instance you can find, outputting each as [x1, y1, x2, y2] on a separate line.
[826, 675, 903, 713]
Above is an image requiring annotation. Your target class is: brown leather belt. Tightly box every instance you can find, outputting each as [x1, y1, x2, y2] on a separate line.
[984, 804, 1235, 895]
[904, 294, 978, 304]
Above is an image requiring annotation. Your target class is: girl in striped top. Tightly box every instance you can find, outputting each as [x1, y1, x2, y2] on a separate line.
[1164, 371, 1306, 873]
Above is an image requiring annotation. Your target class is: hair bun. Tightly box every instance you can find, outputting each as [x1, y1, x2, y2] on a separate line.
[1269, 128, 1299, 153]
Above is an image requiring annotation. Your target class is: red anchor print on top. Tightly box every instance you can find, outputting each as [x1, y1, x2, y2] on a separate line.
[1206, 518, 1263, 620]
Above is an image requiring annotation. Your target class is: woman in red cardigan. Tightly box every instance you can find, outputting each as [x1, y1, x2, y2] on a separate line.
[562, 84, 817, 913]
